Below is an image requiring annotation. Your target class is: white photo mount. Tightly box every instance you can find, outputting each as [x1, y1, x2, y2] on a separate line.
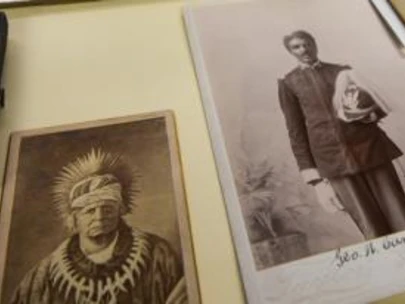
[185, 1, 405, 303]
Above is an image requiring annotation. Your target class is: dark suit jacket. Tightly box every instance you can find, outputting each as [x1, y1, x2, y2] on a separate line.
[278, 62, 402, 179]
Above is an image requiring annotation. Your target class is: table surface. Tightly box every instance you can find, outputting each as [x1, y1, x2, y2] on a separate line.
[0, 0, 403, 303]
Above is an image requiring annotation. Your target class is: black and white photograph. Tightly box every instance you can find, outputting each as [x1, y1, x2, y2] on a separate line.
[0, 112, 199, 304]
[186, 0, 405, 303]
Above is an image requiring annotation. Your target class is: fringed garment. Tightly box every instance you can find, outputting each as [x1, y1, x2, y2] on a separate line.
[11, 222, 183, 304]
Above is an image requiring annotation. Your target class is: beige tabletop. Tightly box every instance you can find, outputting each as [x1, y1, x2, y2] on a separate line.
[0, 1, 244, 303]
[0, 1, 403, 303]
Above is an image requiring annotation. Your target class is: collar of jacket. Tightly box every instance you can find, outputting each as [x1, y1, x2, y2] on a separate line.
[299, 60, 322, 70]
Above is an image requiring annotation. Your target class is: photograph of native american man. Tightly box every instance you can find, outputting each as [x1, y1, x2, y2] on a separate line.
[9, 149, 187, 304]
[278, 30, 405, 239]
[0, 115, 197, 304]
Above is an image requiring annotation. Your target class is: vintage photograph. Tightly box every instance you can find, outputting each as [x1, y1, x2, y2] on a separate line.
[186, 0, 405, 303]
[0, 112, 199, 304]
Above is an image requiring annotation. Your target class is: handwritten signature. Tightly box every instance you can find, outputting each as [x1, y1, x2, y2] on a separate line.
[335, 236, 405, 268]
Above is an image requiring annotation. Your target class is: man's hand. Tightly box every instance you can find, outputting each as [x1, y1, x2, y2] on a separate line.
[313, 180, 344, 213]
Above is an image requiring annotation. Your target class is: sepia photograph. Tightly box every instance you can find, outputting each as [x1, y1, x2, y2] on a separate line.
[0, 111, 199, 304]
[186, 0, 405, 303]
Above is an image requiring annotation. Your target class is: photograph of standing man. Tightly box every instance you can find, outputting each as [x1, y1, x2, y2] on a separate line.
[278, 30, 405, 239]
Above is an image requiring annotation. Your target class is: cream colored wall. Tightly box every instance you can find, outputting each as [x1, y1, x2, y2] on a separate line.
[0, 1, 244, 303]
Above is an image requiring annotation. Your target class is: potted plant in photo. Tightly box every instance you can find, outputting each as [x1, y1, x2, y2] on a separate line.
[236, 159, 310, 269]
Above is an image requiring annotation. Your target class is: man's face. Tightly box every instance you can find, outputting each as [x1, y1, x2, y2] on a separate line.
[287, 37, 318, 65]
[74, 200, 120, 238]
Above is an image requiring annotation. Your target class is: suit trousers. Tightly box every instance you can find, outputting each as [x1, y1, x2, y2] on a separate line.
[330, 162, 405, 239]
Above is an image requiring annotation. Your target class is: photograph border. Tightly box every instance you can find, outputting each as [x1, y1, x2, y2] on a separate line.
[184, 7, 261, 304]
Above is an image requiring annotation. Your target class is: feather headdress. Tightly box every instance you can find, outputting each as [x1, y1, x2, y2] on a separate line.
[53, 149, 141, 223]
